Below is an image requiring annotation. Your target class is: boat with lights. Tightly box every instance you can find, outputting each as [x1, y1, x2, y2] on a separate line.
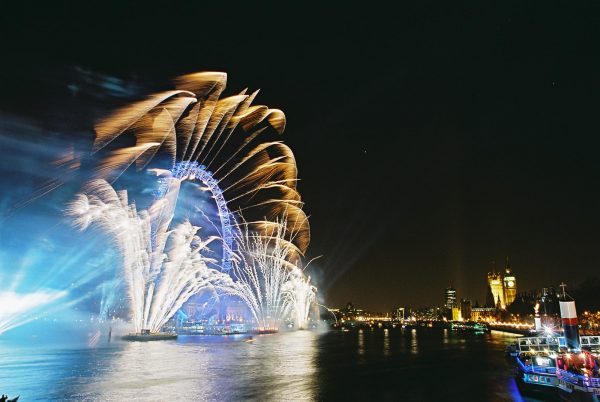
[514, 336, 560, 397]
[513, 288, 600, 401]
[514, 336, 600, 400]
[554, 294, 600, 401]
[556, 349, 600, 402]
[450, 321, 490, 333]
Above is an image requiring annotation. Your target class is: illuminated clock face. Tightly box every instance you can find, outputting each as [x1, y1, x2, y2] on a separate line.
[507, 281, 514, 287]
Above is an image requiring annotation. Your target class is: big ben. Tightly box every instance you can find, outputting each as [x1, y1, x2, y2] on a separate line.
[503, 257, 517, 306]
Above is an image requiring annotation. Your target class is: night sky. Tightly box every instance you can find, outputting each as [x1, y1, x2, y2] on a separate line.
[1, 1, 599, 311]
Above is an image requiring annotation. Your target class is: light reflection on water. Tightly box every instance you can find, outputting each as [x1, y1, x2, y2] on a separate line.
[410, 328, 418, 354]
[0, 328, 547, 401]
[0, 331, 317, 401]
[383, 328, 390, 357]
[357, 328, 365, 356]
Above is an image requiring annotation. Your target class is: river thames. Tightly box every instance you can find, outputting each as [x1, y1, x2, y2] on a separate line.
[0, 327, 545, 401]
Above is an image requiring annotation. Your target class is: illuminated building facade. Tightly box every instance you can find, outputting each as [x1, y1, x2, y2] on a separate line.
[451, 306, 462, 321]
[488, 271, 505, 309]
[444, 286, 457, 310]
[487, 257, 518, 310]
[471, 307, 496, 321]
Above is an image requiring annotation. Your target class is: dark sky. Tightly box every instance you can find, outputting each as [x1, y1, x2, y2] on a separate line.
[1, 1, 600, 311]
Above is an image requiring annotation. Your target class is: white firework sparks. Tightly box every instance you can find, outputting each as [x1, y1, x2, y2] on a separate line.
[67, 179, 231, 333]
[226, 221, 297, 331]
[284, 268, 317, 330]
[226, 218, 316, 331]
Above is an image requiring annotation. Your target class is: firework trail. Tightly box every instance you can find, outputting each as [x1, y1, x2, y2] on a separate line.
[226, 221, 317, 331]
[3, 71, 317, 334]
[225, 220, 300, 331]
[284, 268, 317, 330]
[68, 72, 316, 330]
[67, 179, 233, 333]
[91, 72, 310, 264]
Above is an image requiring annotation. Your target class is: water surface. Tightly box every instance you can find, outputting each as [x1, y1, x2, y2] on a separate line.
[0, 327, 546, 401]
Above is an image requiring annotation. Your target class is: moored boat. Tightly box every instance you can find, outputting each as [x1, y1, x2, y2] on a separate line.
[512, 289, 600, 401]
[556, 351, 600, 402]
[515, 350, 559, 397]
[122, 329, 178, 341]
[513, 335, 561, 397]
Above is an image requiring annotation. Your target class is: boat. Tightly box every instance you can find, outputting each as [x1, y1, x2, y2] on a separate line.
[512, 289, 600, 401]
[513, 336, 561, 397]
[515, 350, 559, 397]
[554, 296, 600, 401]
[512, 335, 600, 400]
[556, 351, 600, 402]
[122, 329, 177, 341]
[450, 321, 490, 333]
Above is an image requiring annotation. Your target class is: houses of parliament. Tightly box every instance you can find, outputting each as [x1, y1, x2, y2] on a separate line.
[487, 257, 517, 309]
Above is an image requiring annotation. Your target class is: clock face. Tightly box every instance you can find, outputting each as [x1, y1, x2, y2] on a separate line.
[507, 280, 514, 288]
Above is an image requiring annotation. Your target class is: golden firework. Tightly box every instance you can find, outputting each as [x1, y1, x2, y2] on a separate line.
[93, 72, 309, 261]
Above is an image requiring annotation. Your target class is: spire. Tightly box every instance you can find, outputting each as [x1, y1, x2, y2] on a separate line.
[505, 256, 511, 274]
[559, 282, 567, 299]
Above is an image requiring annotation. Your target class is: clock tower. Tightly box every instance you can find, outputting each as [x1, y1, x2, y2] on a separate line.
[503, 256, 517, 307]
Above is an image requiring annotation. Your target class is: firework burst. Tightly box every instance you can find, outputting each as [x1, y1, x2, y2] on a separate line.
[92, 72, 309, 265]
[67, 179, 232, 333]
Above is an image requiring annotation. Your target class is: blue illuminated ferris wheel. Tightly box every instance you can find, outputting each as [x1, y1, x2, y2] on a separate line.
[156, 161, 236, 271]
